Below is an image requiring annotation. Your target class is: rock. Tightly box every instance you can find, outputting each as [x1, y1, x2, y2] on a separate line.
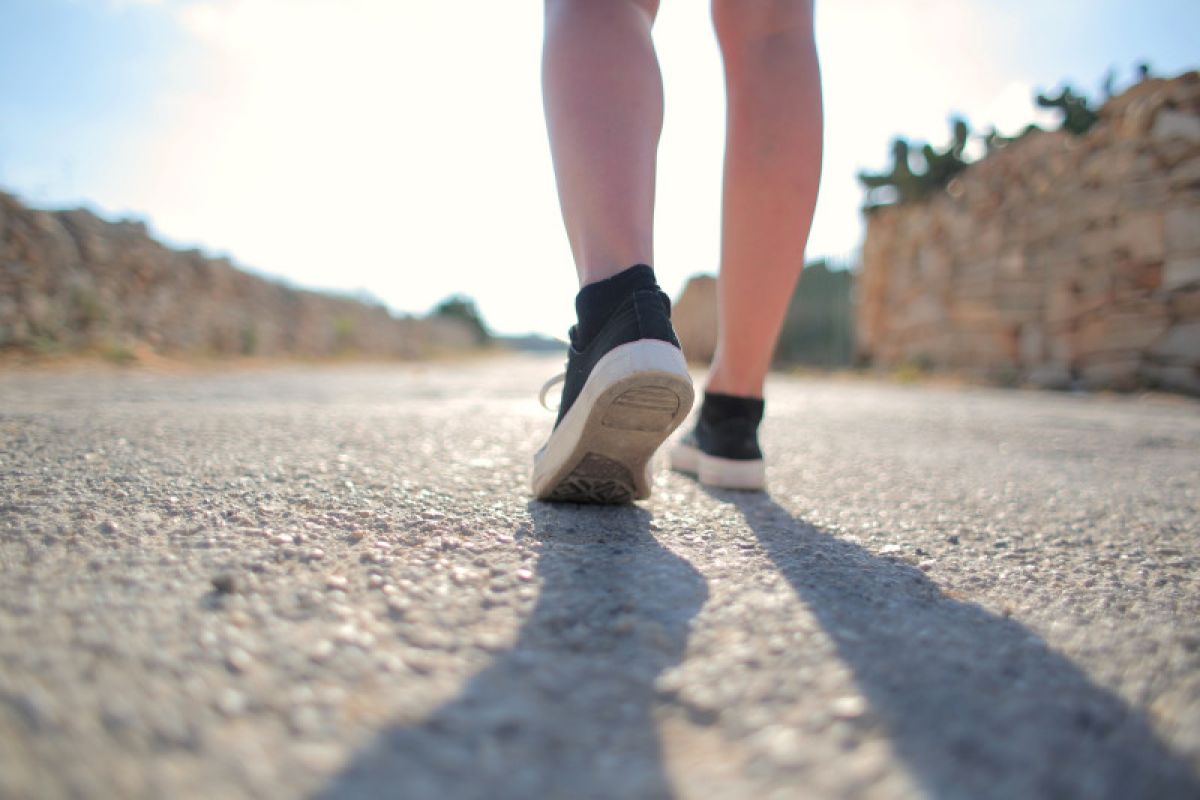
[1152, 110, 1200, 144]
[6, 687, 60, 731]
[1140, 363, 1200, 394]
[0, 190, 479, 359]
[1150, 321, 1200, 363]
[1027, 364, 1073, 390]
[1163, 256, 1200, 291]
[214, 688, 247, 717]
[1165, 206, 1200, 254]
[211, 573, 239, 595]
[830, 695, 867, 720]
[1113, 210, 1165, 262]
[856, 71, 1200, 395]
[672, 275, 718, 365]
[1079, 357, 1142, 391]
[225, 647, 253, 674]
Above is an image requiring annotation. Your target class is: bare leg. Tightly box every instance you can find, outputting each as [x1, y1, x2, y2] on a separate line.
[707, 0, 823, 397]
[542, 0, 663, 287]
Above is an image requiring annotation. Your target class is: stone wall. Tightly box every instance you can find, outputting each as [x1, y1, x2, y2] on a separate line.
[857, 72, 1200, 394]
[0, 192, 475, 359]
[673, 275, 718, 364]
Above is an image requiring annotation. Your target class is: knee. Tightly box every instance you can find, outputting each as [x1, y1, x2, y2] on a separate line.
[712, 0, 814, 52]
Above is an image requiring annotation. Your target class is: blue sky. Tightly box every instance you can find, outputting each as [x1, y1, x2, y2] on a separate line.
[1, 0, 1197, 336]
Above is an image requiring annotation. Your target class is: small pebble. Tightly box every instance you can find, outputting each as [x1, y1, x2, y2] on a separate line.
[516, 568, 534, 582]
[334, 623, 360, 645]
[289, 706, 322, 735]
[225, 647, 253, 673]
[831, 695, 867, 720]
[310, 640, 335, 662]
[99, 520, 119, 534]
[215, 688, 246, 717]
[325, 575, 348, 590]
[211, 573, 239, 595]
[379, 654, 407, 673]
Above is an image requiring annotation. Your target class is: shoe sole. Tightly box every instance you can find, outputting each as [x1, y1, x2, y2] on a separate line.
[532, 340, 694, 504]
[669, 440, 766, 491]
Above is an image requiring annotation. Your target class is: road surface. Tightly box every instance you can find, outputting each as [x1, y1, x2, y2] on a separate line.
[2, 355, 1199, 799]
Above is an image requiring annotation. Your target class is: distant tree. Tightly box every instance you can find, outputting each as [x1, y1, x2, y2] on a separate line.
[433, 294, 491, 345]
[774, 259, 855, 367]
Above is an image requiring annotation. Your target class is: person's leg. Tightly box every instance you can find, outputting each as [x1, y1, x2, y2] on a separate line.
[707, 0, 823, 397]
[534, 0, 692, 504]
[542, 0, 662, 286]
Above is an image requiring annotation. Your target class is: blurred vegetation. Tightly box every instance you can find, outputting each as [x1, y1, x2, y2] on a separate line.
[773, 259, 855, 368]
[434, 294, 491, 346]
[333, 315, 356, 353]
[859, 62, 1154, 210]
[859, 119, 971, 208]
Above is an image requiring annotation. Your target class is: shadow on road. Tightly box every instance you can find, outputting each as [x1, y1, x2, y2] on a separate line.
[318, 501, 707, 800]
[707, 488, 1200, 799]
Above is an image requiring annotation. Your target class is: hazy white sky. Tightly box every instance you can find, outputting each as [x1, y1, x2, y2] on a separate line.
[1, 0, 1197, 336]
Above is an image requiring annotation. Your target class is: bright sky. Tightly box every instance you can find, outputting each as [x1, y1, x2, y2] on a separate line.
[1, 0, 1196, 337]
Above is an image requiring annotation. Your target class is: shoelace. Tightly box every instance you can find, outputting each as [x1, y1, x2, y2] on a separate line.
[538, 371, 565, 411]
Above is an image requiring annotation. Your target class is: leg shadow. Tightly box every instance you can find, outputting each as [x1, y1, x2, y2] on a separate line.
[319, 501, 707, 800]
[708, 489, 1199, 799]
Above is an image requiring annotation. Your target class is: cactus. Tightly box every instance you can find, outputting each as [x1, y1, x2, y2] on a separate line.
[860, 64, 1153, 210]
[982, 123, 1041, 155]
[1036, 86, 1098, 136]
[858, 119, 972, 209]
[921, 116, 970, 189]
[858, 139, 923, 208]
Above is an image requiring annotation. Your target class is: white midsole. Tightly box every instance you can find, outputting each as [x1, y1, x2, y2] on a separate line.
[532, 339, 693, 499]
[669, 440, 766, 491]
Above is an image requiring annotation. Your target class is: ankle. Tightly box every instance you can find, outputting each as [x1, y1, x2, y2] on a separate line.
[704, 363, 765, 399]
[573, 264, 661, 349]
[700, 390, 764, 426]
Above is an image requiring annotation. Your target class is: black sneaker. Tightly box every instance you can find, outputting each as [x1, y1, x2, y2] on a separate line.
[669, 391, 766, 490]
[532, 275, 693, 504]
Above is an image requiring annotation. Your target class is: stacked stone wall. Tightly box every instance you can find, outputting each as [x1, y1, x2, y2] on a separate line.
[0, 192, 474, 358]
[857, 72, 1200, 394]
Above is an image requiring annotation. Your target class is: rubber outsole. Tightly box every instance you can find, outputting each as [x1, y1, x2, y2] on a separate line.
[669, 440, 766, 491]
[532, 341, 693, 504]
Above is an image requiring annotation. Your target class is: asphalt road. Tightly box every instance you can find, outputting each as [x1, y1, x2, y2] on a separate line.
[2, 355, 1199, 799]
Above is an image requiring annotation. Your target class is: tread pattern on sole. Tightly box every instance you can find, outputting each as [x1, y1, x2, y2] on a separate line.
[545, 452, 636, 504]
[602, 386, 682, 432]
